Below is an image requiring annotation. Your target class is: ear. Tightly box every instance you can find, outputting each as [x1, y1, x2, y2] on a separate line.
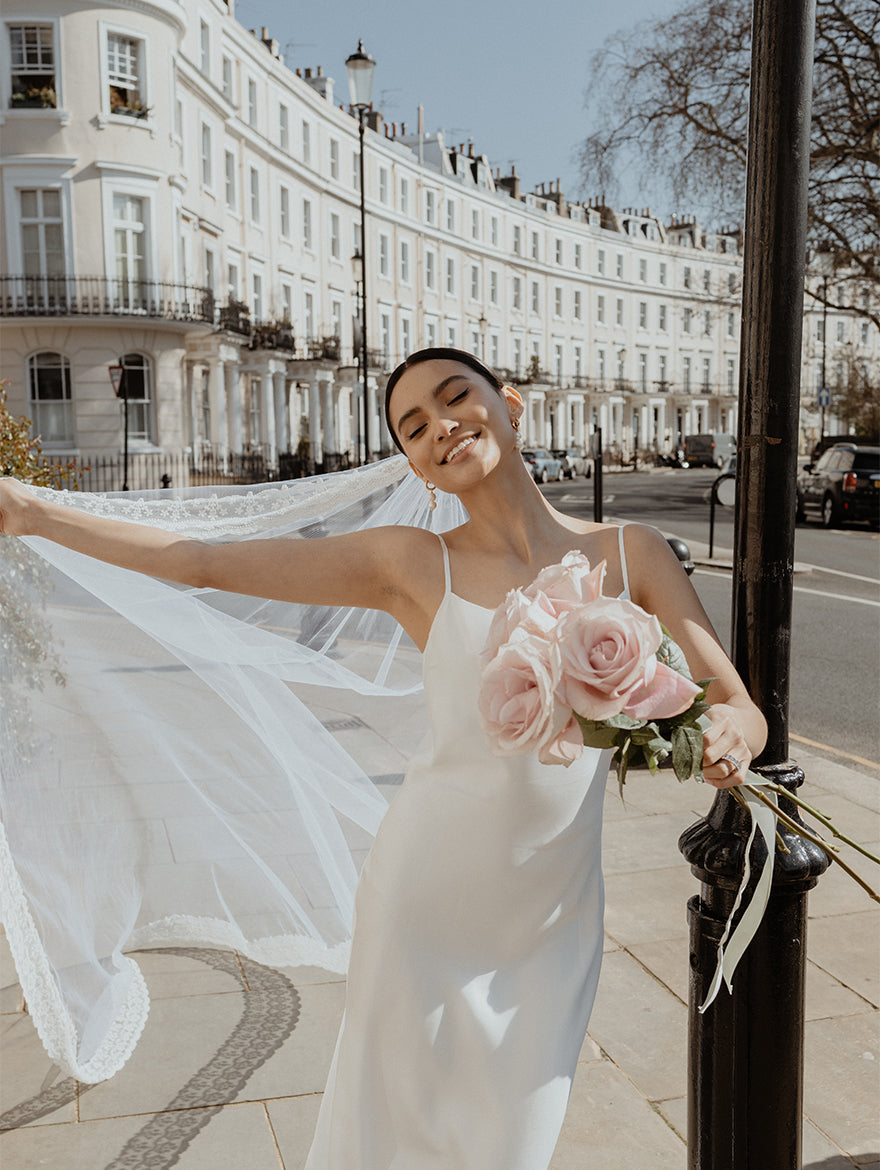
[502, 385, 524, 422]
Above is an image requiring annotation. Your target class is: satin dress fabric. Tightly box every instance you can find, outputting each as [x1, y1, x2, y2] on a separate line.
[305, 529, 630, 1169]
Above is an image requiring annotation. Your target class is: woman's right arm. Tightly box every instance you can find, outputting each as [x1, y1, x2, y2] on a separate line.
[0, 476, 416, 614]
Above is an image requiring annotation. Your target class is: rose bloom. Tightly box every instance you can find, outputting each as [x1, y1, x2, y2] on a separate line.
[483, 588, 558, 663]
[478, 628, 570, 758]
[523, 551, 606, 618]
[554, 597, 676, 721]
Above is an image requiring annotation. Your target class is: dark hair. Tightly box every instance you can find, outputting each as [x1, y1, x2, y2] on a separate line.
[384, 347, 505, 451]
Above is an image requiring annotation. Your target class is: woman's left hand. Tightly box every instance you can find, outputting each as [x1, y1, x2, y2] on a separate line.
[701, 704, 752, 788]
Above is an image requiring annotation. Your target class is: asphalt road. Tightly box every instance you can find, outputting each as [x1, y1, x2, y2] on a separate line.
[543, 467, 880, 773]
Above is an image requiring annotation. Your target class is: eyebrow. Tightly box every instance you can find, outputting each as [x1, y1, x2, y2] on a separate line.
[394, 374, 469, 435]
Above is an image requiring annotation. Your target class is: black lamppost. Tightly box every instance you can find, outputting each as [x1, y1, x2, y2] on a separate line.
[346, 39, 375, 463]
[352, 250, 365, 464]
[109, 362, 129, 490]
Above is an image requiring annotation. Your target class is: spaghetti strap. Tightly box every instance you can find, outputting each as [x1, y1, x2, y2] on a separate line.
[617, 525, 631, 599]
[435, 532, 452, 594]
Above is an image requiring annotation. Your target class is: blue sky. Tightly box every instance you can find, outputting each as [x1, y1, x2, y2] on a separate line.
[234, 0, 684, 212]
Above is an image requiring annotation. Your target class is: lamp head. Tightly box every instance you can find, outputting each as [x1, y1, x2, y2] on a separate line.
[345, 39, 375, 109]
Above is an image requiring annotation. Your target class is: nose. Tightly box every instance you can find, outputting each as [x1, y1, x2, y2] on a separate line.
[434, 413, 458, 441]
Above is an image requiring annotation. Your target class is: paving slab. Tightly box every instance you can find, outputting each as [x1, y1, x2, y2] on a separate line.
[808, 911, 880, 1008]
[804, 1012, 880, 1160]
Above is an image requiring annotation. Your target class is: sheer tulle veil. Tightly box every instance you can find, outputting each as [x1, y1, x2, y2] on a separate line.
[0, 457, 466, 1081]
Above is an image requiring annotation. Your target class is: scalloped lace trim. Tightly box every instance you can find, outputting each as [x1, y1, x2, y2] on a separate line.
[128, 916, 351, 972]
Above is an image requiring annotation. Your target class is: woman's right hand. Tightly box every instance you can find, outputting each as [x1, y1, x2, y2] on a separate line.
[0, 477, 39, 538]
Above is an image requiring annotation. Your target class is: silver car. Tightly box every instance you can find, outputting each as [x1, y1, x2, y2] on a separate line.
[521, 448, 564, 484]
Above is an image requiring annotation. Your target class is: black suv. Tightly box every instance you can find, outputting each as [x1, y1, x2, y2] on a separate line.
[797, 443, 880, 528]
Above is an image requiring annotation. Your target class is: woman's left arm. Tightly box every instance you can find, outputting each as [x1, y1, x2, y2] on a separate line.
[624, 524, 767, 789]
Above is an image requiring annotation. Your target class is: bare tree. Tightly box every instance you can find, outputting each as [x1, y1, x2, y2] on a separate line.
[580, 0, 879, 327]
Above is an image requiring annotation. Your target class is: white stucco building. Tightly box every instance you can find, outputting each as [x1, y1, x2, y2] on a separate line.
[1, 0, 876, 484]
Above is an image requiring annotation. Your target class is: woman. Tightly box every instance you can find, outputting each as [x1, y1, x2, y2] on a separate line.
[0, 348, 765, 1167]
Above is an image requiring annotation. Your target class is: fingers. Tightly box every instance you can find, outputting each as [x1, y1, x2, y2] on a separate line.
[701, 706, 752, 789]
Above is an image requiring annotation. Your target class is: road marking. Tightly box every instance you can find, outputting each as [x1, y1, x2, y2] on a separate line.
[693, 569, 880, 607]
[790, 732, 879, 771]
[802, 564, 880, 587]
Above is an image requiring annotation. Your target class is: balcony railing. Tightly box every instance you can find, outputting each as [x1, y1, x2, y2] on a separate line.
[0, 275, 214, 324]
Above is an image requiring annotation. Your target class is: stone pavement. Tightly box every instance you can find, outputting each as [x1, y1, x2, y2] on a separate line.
[1, 729, 877, 1170]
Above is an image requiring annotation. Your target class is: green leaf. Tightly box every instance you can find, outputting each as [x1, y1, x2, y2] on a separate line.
[656, 632, 694, 681]
[671, 723, 704, 782]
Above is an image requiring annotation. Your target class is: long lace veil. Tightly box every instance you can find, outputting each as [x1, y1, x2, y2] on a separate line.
[0, 456, 465, 1082]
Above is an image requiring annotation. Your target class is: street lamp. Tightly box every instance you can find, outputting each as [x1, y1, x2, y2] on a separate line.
[351, 250, 365, 464]
[109, 362, 129, 490]
[346, 39, 375, 463]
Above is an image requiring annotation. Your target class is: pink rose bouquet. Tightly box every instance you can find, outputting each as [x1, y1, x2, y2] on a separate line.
[479, 550, 707, 787]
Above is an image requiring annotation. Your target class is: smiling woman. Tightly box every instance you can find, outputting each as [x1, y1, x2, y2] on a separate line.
[0, 346, 766, 1169]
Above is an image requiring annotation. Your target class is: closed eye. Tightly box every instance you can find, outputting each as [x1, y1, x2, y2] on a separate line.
[448, 388, 469, 404]
[408, 422, 426, 440]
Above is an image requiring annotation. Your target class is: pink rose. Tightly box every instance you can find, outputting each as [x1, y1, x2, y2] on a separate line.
[479, 629, 570, 757]
[537, 714, 584, 767]
[483, 587, 557, 662]
[554, 597, 664, 720]
[621, 660, 701, 720]
[523, 551, 606, 617]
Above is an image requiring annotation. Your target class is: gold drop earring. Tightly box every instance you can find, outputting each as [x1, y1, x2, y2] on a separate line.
[425, 481, 438, 511]
[511, 416, 524, 450]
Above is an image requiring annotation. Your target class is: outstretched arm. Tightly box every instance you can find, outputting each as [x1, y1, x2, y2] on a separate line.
[624, 523, 768, 789]
[0, 476, 408, 614]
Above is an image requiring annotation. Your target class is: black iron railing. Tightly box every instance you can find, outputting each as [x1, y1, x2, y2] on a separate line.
[0, 275, 214, 324]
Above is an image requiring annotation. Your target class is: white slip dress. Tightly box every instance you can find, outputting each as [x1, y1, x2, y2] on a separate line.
[305, 528, 631, 1169]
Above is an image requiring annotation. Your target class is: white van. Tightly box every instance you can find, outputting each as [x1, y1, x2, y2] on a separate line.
[684, 433, 737, 469]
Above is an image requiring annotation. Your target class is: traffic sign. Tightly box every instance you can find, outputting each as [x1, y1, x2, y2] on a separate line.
[818, 386, 831, 408]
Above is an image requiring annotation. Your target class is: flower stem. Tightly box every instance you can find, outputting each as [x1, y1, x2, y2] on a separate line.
[758, 780, 880, 867]
[742, 783, 880, 904]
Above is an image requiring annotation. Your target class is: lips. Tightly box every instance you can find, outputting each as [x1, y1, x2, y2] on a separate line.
[442, 434, 479, 464]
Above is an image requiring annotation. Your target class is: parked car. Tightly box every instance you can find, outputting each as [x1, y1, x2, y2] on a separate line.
[808, 433, 878, 465]
[684, 433, 737, 468]
[552, 447, 591, 478]
[521, 448, 564, 483]
[796, 442, 880, 528]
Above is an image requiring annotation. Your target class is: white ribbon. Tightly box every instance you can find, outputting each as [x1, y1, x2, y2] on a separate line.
[698, 775, 779, 1012]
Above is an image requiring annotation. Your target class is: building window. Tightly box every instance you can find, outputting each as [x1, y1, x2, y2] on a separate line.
[531, 231, 539, 260]
[658, 353, 668, 387]
[200, 123, 212, 188]
[380, 313, 391, 364]
[107, 32, 145, 116]
[252, 273, 263, 321]
[199, 20, 210, 75]
[836, 319, 846, 343]
[401, 316, 411, 356]
[683, 307, 693, 334]
[446, 257, 456, 295]
[447, 325, 456, 346]
[329, 138, 339, 179]
[554, 286, 563, 317]
[513, 337, 523, 375]
[683, 355, 692, 391]
[278, 104, 289, 151]
[378, 167, 388, 204]
[555, 343, 563, 379]
[247, 377, 261, 447]
[703, 309, 712, 336]
[352, 150, 359, 191]
[659, 262, 667, 286]
[378, 233, 389, 277]
[10, 24, 56, 108]
[727, 357, 736, 393]
[470, 265, 480, 300]
[574, 244, 582, 270]
[425, 190, 435, 224]
[281, 282, 292, 322]
[555, 238, 563, 265]
[221, 55, 233, 101]
[597, 349, 606, 382]
[20, 188, 65, 279]
[659, 303, 667, 331]
[702, 357, 711, 389]
[616, 254, 624, 279]
[118, 352, 154, 442]
[280, 186, 290, 238]
[513, 225, 521, 255]
[400, 240, 410, 283]
[597, 249, 605, 276]
[597, 294, 605, 324]
[728, 272, 737, 295]
[816, 317, 825, 342]
[472, 208, 480, 240]
[399, 178, 409, 215]
[531, 281, 539, 313]
[302, 199, 312, 249]
[490, 270, 498, 305]
[861, 321, 870, 346]
[512, 276, 522, 310]
[447, 200, 456, 232]
[638, 301, 647, 329]
[491, 334, 499, 366]
[227, 261, 239, 299]
[727, 311, 736, 338]
[247, 79, 257, 127]
[616, 297, 624, 326]
[28, 352, 72, 444]
[298, 120, 309, 165]
[491, 216, 498, 247]
[639, 258, 647, 282]
[249, 167, 260, 223]
[330, 213, 340, 259]
[113, 193, 146, 301]
[639, 352, 648, 390]
[573, 290, 582, 321]
[683, 265, 692, 289]
[425, 250, 436, 290]
[224, 151, 236, 209]
[574, 344, 583, 377]
[703, 268, 711, 292]
[304, 290, 314, 338]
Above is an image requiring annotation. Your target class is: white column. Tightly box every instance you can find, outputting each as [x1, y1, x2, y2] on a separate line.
[308, 378, 322, 462]
[273, 371, 289, 452]
[225, 362, 243, 452]
[366, 379, 379, 459]
[208, 358, 228, 453]
[261, 371, 276, 455]
[319, 377, 337, 455]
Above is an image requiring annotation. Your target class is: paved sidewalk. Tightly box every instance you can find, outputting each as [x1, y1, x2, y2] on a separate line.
[1, 734, 877, 1168]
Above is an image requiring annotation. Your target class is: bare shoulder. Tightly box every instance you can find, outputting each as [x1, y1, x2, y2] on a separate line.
[617, 523, 694, 607]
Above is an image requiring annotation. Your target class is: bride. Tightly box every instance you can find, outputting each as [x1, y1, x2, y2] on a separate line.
[0, 348, 764, 1167]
